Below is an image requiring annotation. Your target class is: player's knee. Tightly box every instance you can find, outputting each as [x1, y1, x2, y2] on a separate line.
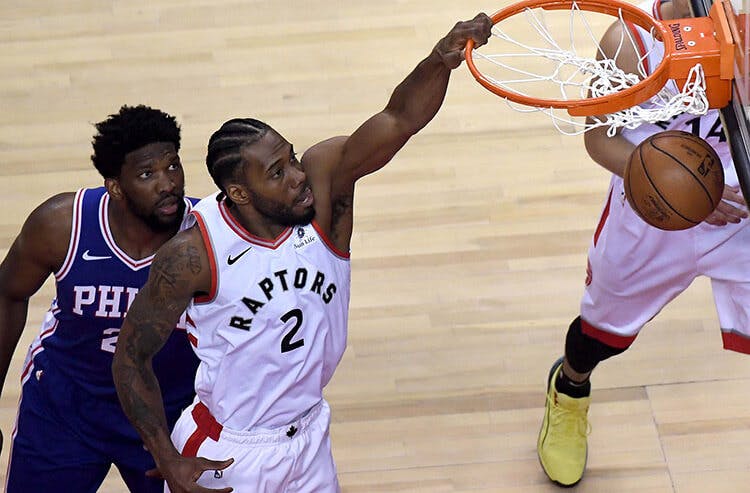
[564, 316, 628, 374]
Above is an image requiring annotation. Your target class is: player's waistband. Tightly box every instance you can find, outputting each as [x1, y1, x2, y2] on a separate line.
[191, 399, 326, 445]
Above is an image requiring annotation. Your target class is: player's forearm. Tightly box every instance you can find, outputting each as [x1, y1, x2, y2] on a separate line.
[584, 126, 635, 177]
[112, 341, 181, 464]
[0, 297, 29, 398]
[384, 49, 452, 136]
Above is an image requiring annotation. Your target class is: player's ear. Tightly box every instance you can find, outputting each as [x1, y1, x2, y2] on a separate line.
[226, 183, 250, 205]
[105, 177, 123, 200]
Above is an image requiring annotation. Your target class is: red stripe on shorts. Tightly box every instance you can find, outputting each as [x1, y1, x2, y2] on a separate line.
[581, 318, 636, 349]
[593, 189, 613, 247]
[722, 331, 750, 354]
[182, 402, 223, 457]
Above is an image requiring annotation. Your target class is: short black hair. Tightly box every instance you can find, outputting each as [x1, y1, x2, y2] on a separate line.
[91, 105, 181, 178]
[206, 118, 272, 195]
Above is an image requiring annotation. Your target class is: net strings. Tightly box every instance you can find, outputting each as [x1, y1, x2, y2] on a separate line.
[472, 1, 709, 135]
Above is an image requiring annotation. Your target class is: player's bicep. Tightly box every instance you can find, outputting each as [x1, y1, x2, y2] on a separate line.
[342, 110, 409, 180]
[0, 194, 73, 300]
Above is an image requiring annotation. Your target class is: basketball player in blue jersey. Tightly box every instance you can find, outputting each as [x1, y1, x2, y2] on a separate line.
[537, 0, 750, 486]
[0, 105, 200, 492]
[112, 14, 492, 493]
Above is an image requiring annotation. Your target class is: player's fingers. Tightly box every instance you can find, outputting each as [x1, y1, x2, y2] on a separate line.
[721, 186, 747, 207]
[194, 486, 233, 493]
[718, 199, 748, 221]
[197, 457, 234, 472]
[707, 202, 743, 225]
[703, 212, 727, 226]
[145, 467, 164, 479]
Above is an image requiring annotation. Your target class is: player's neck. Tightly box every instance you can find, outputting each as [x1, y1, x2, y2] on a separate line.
[226, 202, 289, 241]
[107, 199, 179, 260]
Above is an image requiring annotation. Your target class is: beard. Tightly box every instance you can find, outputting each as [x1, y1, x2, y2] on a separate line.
[148, 197, 186, 231]
[249, 189, 315, 227]
[126, 193, 186, 232]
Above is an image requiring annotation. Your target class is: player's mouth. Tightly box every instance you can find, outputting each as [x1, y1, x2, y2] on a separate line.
[296, 186, 313, 207]
[156, 195, 180, 215]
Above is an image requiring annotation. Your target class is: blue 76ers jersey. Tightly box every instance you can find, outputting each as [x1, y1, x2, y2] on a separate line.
[22, 187, 199, 412]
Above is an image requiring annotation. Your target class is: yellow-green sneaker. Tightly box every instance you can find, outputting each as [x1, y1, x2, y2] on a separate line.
[537, 357, 590, 486]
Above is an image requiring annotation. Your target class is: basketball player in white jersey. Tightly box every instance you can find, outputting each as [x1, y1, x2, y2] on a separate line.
[112, 14, 492, 492]
[537, 0, 750, 486]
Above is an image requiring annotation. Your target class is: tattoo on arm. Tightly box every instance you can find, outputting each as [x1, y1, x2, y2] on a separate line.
[113, 238, 203, 450]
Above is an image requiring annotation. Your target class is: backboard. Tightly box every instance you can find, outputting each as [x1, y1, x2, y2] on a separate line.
[692, 0, 750, 201]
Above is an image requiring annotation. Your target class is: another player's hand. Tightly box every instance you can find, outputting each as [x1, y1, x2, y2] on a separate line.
[434, 13, 492, 69]
[159, 454, 235, 493]
[703, 185, 748, 226]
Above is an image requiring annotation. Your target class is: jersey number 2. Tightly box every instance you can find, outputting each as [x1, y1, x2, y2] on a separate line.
[280, 309, 305, 353]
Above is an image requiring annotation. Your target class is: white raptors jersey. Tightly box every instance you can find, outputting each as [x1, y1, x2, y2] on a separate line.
[185, 193, 351, 431]
[621, 0, 737, 187]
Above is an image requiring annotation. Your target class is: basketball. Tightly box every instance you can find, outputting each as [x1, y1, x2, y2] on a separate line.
[623, 130, 724, 231]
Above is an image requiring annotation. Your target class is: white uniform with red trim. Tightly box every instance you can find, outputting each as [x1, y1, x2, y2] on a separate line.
[168, 192, 350, 492]
[580, 0, 750, 353]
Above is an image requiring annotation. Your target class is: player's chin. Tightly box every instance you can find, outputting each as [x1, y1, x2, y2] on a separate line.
[148, 210, 183, 231]
[291, 205, 315, 226]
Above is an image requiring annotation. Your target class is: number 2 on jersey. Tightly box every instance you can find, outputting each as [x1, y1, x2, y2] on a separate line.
[280, 308, 305, 353]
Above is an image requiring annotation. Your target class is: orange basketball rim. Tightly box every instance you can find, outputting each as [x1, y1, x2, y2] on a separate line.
[465, 0, 736, 116]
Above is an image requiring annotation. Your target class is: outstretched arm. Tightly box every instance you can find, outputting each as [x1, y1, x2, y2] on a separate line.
[112, 226, 233, 493]
[309, 13, 492, 190]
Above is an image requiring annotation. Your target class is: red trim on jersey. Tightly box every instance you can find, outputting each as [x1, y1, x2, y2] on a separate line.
[311, 221, 350, 259]
[182, 402, 223, 457]
[185, 313, 196, 327]
[581, 318, 636, 349]
[188, 333, 198, 348]
[218, 200, 292, 249]
[191, 211, 218, 304]
[56, 189, 85, 281]
[593, 189, 613, 247]
[722, 331, 750, 354]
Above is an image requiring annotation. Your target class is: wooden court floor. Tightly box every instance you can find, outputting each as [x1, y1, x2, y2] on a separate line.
[2, 1, 750, 491]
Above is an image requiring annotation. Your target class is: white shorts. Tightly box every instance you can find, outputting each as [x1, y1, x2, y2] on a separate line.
[581, 176, 750, 353]
[169, 399, 340, 493]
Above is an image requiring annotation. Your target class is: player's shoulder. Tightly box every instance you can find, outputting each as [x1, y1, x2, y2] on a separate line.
[302, 136, 347, 169]
[23, 191, 77, 237]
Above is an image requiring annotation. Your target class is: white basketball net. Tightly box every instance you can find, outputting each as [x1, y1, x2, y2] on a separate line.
[472, 2, 709, 135]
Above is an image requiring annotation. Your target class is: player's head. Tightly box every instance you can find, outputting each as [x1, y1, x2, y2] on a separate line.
[91, 105, 186, 231]
[206, 118, 315, 226]
[664, 0, 692, 19]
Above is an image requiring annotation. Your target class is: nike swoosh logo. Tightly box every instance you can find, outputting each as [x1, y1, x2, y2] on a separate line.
[227, 247, 252, 265]
[82, 250, 112, 261]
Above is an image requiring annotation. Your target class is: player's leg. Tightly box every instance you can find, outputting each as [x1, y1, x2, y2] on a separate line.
[6, 368, 110, 493]
[115, 458, 164, 493]
[539, 182, 697, 486]
[701, 218, 750, 353]
[288, 400, 340, 493]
